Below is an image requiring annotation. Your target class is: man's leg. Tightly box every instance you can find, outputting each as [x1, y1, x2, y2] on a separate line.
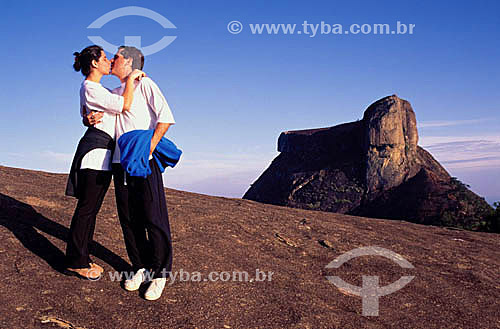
[112, 164, 150, 272]
[129, 159, 173, 279]
[66, 169, 111, 269]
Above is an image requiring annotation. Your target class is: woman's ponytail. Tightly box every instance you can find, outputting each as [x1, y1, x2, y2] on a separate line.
[73, 51, 81, 72]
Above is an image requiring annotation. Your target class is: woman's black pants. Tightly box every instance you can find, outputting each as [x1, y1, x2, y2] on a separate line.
[65, 169, 112, 269]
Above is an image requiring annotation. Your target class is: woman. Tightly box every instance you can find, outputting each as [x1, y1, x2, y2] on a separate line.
[65, 45, 145, 279]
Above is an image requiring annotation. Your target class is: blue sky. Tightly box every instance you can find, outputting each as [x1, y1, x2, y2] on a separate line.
[0, 0, 499, 203]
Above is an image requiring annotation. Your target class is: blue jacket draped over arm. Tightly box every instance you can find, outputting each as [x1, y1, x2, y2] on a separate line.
[118, 129, 182, 178]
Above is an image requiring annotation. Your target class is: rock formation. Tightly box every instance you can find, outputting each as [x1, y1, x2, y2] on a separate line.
[363, 96, 420, 194]
[243, 95, 493, 230]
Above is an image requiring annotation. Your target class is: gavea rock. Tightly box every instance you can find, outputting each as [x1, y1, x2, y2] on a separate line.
[243, 95, 492, 230]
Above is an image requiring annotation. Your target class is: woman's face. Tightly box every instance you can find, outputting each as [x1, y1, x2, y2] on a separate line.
[94, 50, 111, 75]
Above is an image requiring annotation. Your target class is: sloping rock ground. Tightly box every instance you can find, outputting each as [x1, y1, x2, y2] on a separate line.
[0, 165, 499, 329]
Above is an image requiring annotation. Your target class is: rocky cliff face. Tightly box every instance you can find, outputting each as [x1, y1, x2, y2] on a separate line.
[243, 95, 493, 230]
[363, 96, 420, 194]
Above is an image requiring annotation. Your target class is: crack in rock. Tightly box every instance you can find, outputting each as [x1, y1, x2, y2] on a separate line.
[275, 233, 298, 247]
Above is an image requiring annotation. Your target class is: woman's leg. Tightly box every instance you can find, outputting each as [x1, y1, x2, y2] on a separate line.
[65, 169, 112, 269]
[85, 170, 113, 266]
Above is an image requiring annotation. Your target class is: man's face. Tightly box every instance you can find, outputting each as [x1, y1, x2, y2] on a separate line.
[111, 49, 132, 79]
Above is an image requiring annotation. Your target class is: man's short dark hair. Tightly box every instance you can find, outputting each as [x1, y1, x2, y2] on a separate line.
[119, 46, 144, 70]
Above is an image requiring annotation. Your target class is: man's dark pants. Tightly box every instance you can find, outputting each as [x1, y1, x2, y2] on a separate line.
[112, 160, 173, 278]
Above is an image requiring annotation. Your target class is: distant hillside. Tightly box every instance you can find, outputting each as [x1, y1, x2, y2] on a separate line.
[0, 165, 499, 329]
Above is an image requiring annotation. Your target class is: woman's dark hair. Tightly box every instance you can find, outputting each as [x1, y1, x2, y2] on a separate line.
[73, 45, 104, 77]
[118, 46, 144, 70]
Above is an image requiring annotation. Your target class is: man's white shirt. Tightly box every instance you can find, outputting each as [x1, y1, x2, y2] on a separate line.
[79, 80, 123, 171]
[112, 77, 175, 163]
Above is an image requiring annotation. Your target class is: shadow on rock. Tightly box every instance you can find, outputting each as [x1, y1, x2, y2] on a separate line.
[0, 192, 130, 273]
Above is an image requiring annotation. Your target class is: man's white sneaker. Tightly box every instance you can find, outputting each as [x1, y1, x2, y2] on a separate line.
[124, 268, 147, 291]
[144, 278, 166, 301]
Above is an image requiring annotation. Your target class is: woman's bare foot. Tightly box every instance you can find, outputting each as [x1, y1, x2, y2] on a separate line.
[66, 266, 102, 280]
[90, 263, 104, 274]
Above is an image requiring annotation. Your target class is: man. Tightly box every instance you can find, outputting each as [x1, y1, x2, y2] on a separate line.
[109, 46, 175, 301]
